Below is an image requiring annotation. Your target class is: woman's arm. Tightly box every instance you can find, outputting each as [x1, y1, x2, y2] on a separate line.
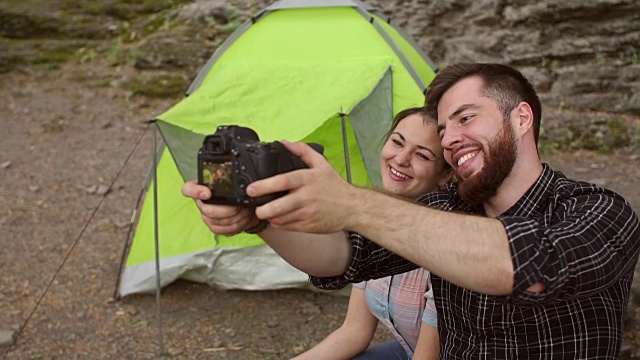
[292, 286, 378, 360]
[413, 275, 439, 359]
[412, 324, 439, 360]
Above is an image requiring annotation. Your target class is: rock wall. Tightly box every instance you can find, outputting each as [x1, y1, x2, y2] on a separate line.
[1, 0, 639, 116]
[363, 0, 640, 114]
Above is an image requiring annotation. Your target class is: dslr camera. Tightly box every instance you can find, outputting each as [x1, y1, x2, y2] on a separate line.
[197, 125, 324, 206]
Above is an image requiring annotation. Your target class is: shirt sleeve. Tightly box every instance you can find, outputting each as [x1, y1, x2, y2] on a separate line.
[422, 276, 438, 327]
[309, 231, 419, 290]
[501, 190, 640, 305]
[352, 281, 366, 289]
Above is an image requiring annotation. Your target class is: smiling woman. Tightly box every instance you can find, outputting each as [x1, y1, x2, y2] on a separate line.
[292, 107, 452, 360]
[380, 108, 452, 200]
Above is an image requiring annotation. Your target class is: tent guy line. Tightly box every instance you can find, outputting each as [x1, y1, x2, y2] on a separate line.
[2, 123, 151, 360]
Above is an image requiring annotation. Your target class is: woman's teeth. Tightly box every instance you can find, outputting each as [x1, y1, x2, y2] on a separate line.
[391, 167, 408, 179]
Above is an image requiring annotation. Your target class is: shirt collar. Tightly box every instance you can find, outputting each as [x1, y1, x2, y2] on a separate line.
[502, 163, 556, 218]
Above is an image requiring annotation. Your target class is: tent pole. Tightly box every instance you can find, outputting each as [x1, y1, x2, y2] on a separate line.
[339, 110, 352, 184]
[152, 121, 166, 355]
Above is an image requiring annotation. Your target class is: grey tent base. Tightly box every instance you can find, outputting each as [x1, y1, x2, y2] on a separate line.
[119, 245, 351, 296]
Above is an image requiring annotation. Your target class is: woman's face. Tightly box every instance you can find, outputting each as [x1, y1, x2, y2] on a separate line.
[379, 113, 449, 199]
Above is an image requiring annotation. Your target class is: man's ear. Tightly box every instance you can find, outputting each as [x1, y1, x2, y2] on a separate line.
[514, 101, 534, 138]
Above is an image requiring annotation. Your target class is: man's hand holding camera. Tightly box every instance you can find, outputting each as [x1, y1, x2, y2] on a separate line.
[183, 139, 359, 235]
[248, 140, 359, 234]
[197, 125, 325, 207]
[181, 183, 260, 236]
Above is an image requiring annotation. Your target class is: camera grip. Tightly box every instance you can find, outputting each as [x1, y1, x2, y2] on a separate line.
[307, 142, 324, 155]
[288, 142, 324, 169]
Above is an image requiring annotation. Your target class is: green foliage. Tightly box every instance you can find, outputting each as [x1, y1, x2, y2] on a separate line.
[33, 45, 77, 69]
[139, 0, 193, 14]
[69, 1, 106, 15]
[540, 57, 559, 69]
[566, 119, 630, 154]
[76, 47, 97, 63]
[248, 0, 259, 15]
[203, 5, 242, 35]
[129, 320, 149, 328]
[606, 119, 631, 149]
[204, 16, 217, 27]
[540, 116, 634, 155]
[105, 40, 139, 67]
[221, 22, 240, 35]
[436, 61, 448, 71]
[141, 14, 172, 37]
[11, 202, 31, 213]
[595, 52, 607, 65]
[41, 118, 65, 133]
[537, 138, 559, 155]
[227, 6, 243, 22]
[124, 74, 189, 99]
[630, 49, 640, 65]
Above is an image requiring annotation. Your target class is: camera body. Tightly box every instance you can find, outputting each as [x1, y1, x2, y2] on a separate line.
[197, 125, 324, 206]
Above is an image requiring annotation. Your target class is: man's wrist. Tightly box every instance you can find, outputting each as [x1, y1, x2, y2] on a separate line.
[245, 219, 269, 234]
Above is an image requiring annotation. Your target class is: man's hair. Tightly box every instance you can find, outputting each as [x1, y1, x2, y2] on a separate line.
[424, 63, 542, 144]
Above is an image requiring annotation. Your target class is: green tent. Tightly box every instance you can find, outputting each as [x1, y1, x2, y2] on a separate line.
[117, 0, 437, 297]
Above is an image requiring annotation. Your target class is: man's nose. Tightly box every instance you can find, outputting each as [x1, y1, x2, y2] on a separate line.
[441, 127, 463, 150]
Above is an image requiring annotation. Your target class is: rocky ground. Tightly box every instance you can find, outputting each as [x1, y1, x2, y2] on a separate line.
[0, 57, 638, 360]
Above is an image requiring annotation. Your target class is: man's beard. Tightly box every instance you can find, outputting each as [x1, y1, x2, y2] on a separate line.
[458, 121, 517, 206]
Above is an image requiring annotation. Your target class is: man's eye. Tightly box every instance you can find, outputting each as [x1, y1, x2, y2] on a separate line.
[461, 115, 473, 123]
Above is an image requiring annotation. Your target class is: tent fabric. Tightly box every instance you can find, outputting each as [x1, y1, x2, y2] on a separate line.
[348, 68, 393, 189]
[158, 59, 398, 157]
[117, 0, 437, 297]
[119, 241, 316, 295]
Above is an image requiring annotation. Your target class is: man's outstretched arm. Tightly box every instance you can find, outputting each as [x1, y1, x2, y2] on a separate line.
[181, 181, 353, 277]
[248, 141, 515, 295]
[184, 141, 517, 295]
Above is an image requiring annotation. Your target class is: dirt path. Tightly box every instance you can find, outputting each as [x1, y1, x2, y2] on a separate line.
[0, 64, 638, 359]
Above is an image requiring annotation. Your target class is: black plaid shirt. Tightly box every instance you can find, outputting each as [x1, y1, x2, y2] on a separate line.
[310, 164, 640, 359]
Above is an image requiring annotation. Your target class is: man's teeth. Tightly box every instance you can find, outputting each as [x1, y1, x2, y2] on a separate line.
[457, 153, 477, 166]
[391, 167, 408, 179]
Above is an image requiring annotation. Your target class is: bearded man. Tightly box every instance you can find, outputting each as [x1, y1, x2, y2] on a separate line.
[182, 63, 640, 359]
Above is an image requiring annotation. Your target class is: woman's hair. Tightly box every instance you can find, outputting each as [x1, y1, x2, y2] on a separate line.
[381, 106, 451, 170]
[424, 63, 542, 144]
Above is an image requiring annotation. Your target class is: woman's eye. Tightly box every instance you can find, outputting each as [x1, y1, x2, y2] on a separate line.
[392, 139, 402, 146]
[416, 153, 431, 160]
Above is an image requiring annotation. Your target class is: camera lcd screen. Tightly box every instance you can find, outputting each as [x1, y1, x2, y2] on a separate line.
[202, 160, 234, 196]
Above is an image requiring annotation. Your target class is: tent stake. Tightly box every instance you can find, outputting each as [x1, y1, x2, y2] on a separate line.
[152, 121, 166, 356]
